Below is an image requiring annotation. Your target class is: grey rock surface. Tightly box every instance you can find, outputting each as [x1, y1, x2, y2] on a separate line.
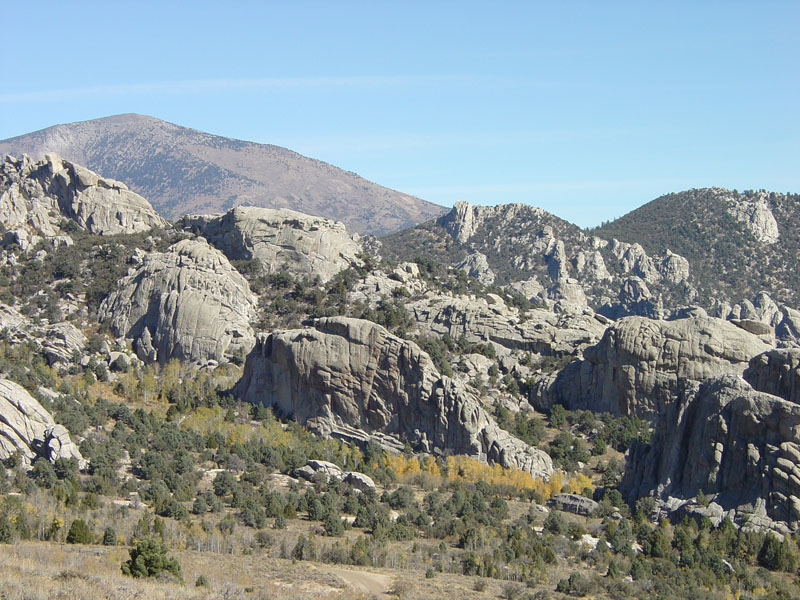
[236, 316, 553, 479]
[456, 251, 495, 285]
[0, 303, 86, 366]
[345, 471, 377, 491]
[0, 153, 167, 239]
[98, 238, 257, 364]
[0, 378, 85, 468]
[532, 315, 770, 419]
[408, 294, 607, 356]
[622, 375, 800, 533]
[548, 493, 599, 516]
[180, 206, 363, 282]
[744, 348, 800, 405]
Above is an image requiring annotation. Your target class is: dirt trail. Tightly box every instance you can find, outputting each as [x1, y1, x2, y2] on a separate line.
[326, 566, 392, 597]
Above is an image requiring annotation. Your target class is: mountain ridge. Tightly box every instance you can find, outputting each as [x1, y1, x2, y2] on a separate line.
[0, 113, 446, 235]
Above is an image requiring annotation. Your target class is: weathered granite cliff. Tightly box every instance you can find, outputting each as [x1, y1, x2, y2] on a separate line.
[0, 153, 167, 244]
[0, 378, 85, 468]
[532, 316, 771, 419]
[98, 238, 257, 364]
[744, 348, 800, 405]
[0, 303, 86, 366]
[236, 317, 553, 479]
[622, 375, 800, 533]
[180, 206, 363, 282]
[408, 293, 607, 356]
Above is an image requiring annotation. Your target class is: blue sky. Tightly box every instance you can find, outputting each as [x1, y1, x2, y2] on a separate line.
[1, 1, 797, 227]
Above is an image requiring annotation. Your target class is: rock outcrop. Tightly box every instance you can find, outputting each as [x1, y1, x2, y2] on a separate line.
[98, 238, 257, 364]
[744, 349, 800, 405]
[456, 251, 495, 285]
[0, 303, 86, 366]
[0, 378, 85, 468]
[724, 191, 780, 244]
[532, 316, 771, 419]
[408, 294, 607, 357]
[548, 493, 599, 516]
[236, 317, 553, 479]
[0, 153, 167, 240]
[180, 206, 363, 282]
[622, 375, 800, 533]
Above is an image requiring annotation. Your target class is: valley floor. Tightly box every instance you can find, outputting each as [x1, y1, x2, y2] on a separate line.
[0, 540, 530, 600]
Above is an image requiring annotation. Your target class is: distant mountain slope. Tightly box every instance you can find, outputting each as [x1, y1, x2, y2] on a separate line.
[382, 190, 800, 321]
[595, 188, 800, 307]
[0, 114, 445, 235]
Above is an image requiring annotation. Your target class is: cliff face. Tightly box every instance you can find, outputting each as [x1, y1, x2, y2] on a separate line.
[236, 317, 553, 479]
[622, 375, 800, 534]
[0, 153, 167, 241]
[99, 238, 257, 364]
[532, 316, 771, 419]
[180, 206, 363, 283]
[0, 379, 85, 469]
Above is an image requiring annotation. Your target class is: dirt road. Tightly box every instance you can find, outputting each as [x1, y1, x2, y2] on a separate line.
[327, 566, 392, 597]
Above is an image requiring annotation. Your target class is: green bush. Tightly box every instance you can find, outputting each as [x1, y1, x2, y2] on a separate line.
[66, 519, 93, 544]
[102, 527, 116, 546]
[121, 537, 182, 579]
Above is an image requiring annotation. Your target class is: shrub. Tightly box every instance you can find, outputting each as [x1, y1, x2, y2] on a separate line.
[102, 527, 116, 546]
[195, 574, 209, 587]
[66, 519, 93, 544]
[758, 533, 798, 572]
[121, 537, 182, 580]
[0, 514, 14, 543]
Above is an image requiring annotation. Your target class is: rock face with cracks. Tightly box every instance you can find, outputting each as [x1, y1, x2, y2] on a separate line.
[236, 317, 553, 479]
[0, 378, 85, 468]
[0, 153, 167, 239]
[532, 315, 770, 419]
[744, 348, 800, 405]
[180, 206, 363, 283]
[622, 375, 800, 534]
[98, 238, 257, 364]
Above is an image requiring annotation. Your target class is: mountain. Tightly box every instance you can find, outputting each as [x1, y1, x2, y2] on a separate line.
[0, 114, 445, 235]
[595, 187, 800, 308]
[382, 190, 800, 325]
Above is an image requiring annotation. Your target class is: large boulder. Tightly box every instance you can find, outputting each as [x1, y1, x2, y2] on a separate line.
[0, 378, 85, 468]
[180, 206, 363, 283]
[0, 303, 85, 366]
[744, 349, 800, 405]
[98, 238, 257, 364]
[1, 153, 167, 239]
[622, 375, 800, 533]
[532, 315, 771, 419]
[408, 294, 607, 356]
[236, 317, 553, 479]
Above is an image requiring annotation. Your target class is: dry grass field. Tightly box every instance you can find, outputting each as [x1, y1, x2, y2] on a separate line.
[0, 540, 537, 600]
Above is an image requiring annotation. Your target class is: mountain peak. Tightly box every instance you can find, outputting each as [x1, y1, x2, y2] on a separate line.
[0, 115, 445, 235]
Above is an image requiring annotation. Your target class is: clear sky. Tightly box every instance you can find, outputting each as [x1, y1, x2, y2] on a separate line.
[1, 1, 797, 227]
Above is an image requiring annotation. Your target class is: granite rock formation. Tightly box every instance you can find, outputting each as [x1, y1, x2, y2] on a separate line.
[0, 378, 85, 468]
[180, 206, 363, 282]
[0, 153, 167, 240]
[532, 316, 771, 419]
[98, 238, 257, 364]
[744, 348, 800, 405]
[622, 375, 800, 533]
[236, 317, 553, 479]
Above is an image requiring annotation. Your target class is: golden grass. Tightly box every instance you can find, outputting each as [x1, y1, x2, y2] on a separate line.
[0, 539, 554, 600]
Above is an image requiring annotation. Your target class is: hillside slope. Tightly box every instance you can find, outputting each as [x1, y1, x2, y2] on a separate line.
[0, 114, 445, 235]
[595, 187, 800, 307]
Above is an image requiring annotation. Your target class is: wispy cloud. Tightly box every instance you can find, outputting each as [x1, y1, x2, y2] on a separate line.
[0, 75, 464, 103]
